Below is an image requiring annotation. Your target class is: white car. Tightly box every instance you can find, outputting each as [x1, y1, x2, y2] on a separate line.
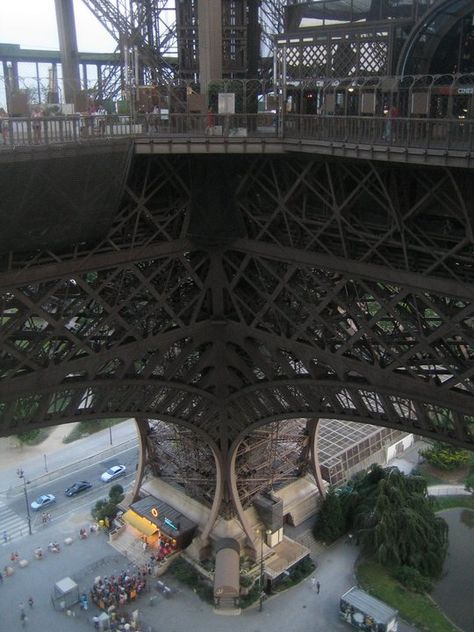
[31, 493, 56, 511]
[100, 465, 126, 482]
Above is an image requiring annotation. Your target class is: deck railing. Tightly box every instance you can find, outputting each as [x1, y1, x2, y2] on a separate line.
[1, 113, 473, 153]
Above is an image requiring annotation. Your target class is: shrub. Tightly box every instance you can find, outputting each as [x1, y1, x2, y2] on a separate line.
[169, 557, 200, 586]
[421, 442, 469, 471]
[239, 574, 253, 587]
[240, 584, 260, 608]
[394, 566, 433, 593]
[16, 429, 41, 444]
[91, 486, 124, 523]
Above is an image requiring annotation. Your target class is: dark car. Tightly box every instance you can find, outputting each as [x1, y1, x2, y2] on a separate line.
[65, 481, 92, 497]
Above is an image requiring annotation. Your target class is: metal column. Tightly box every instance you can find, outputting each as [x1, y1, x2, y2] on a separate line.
[54, 0, 81, 105]
[197, 0, 223, 96]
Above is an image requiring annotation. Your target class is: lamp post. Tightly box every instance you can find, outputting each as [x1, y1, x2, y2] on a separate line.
[16, 467, 32, 536]
[258, 528, 272, 612]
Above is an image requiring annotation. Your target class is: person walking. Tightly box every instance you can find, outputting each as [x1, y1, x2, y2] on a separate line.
[2, 530, 7, 543]
[316, 580, 320, 594]
[28, 596, 34, 608]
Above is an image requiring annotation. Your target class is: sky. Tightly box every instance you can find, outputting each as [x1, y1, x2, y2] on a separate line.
[0, 0, 116, 107]
[1, 0, 115, 52]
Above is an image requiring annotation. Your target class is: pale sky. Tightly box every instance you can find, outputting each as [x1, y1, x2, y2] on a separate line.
[0, 0, 117, 107]
[1, 0, 115, 52]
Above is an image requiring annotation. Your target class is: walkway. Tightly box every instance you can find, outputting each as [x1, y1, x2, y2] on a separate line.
[1, 113, 472, 168]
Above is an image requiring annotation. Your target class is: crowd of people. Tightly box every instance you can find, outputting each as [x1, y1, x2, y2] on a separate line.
[90, 570, 147, 610]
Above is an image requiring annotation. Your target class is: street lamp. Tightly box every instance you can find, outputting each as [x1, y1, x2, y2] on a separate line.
[16, 467, 32, 536]
[257, 528, 272, 611]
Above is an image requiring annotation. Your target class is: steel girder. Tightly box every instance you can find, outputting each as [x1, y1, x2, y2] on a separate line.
[0, 154, 473, 452]
[80, 0, 289, 83]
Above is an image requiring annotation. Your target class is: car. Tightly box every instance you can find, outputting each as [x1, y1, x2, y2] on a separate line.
[31, 493, 56, 511]
[65, 481, 92, 497]
[100, 465, 126, 482]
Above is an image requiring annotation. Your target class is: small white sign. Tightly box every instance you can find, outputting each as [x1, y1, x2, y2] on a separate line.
[218, 93, 235, 114]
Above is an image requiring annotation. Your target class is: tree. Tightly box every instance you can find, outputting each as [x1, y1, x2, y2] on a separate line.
[351, 468, 448, 579]
[92, 485, 124, 524]
[313, 488, 345, 543]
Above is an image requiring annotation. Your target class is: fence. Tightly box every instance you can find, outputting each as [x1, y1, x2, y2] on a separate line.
[1, 112, 473, 152]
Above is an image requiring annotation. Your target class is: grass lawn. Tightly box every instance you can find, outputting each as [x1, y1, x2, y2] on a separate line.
[432, 495, 474, 511]
[15, 427, 53, 446]
[357, 561, 459, 632]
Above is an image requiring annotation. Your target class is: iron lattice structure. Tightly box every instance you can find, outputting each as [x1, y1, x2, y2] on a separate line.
[277, 0, 474, 79]
[81, 0, 291, 83]
[1, 149, 474, 530]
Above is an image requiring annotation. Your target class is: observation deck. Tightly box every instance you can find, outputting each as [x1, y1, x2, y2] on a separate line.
[1, 111, 473, 170]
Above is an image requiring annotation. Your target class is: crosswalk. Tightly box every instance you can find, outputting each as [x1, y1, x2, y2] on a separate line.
[0, 500, 30, 544]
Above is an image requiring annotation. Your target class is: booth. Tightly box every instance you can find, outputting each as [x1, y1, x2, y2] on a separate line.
[340, 587, 398, 632]
[123, 495, 197, 552]
[52, 576, 80, 610]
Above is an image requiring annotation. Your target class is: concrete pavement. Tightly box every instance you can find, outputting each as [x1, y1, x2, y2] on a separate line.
[0, 514, 418, 632]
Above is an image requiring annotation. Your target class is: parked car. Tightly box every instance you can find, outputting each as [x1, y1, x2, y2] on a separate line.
[65, 481, 92, 497]
[100, 465, 126, 482]
[31, 493, 56, 511]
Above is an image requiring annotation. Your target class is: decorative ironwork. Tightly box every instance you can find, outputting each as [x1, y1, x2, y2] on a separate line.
[0, 154, 473, 453]
[235, 419, 310, 509]
[146, 418, 216, 507]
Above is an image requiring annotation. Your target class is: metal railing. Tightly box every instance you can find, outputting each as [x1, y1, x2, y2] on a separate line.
[284, 115, 474, 152]
[1, 113, 473, 153]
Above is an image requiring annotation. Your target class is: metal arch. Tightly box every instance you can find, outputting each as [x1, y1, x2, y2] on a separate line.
[397, 0, 474, 76]
[1, 153, 474, 449]
[143, 417, 224, 539]
[307, 419, 326, 498]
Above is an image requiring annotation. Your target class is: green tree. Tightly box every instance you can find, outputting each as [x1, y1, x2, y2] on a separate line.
[352, 468, 448, 579]
[92, 485, 124, 524]
[313, 488, 345, 543]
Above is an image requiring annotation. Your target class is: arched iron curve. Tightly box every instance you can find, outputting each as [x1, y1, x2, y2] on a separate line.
[397, 0, 474, 76]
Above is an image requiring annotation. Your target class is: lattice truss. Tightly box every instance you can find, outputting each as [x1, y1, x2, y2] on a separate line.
[145, 418, 215, 506]
[81, 0, 289, 82]
[0, 155, 473, 449]
[143, 417, 309, 511]
[235, 419, 310, 508]
[279, 30, 390, 81]
[81, 0, 178, 82]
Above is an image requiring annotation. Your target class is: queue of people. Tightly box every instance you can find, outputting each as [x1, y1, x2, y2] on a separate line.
[90, 570, 147, 611]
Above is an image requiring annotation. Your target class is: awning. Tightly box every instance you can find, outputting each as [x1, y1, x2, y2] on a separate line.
[123, 510, 158, 537]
